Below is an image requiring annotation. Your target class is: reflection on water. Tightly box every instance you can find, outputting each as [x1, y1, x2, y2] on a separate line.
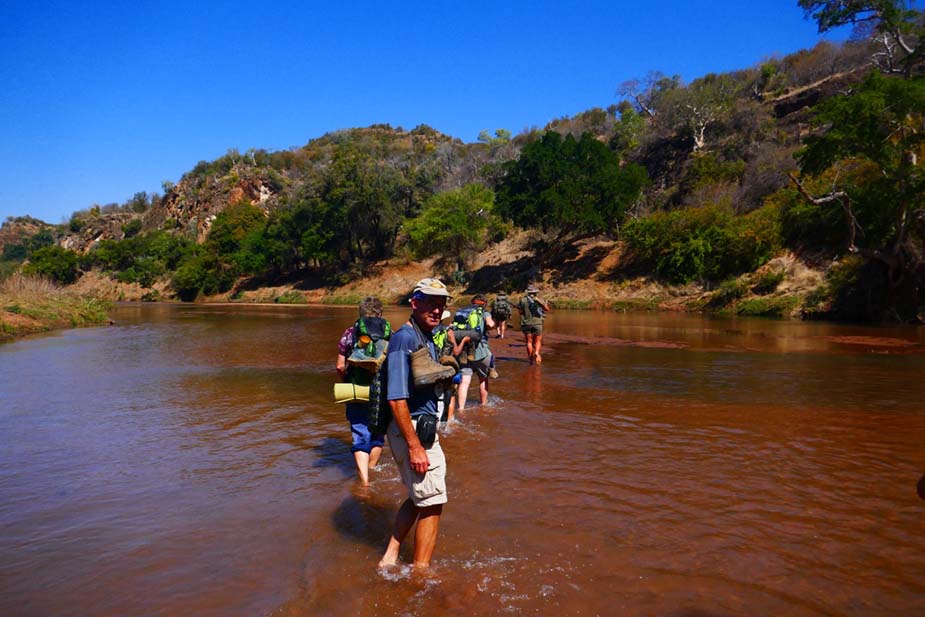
[1, 304, 924, 616]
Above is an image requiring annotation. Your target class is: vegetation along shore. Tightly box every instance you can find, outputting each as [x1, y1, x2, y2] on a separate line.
[2, 2, 923, 326]
[0, 275, 111, 343]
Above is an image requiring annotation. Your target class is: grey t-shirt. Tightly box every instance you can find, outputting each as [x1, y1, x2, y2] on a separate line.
[385, 322, 439, 418]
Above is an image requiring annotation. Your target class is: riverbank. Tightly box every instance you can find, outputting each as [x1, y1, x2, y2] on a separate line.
[211, 234, 830, 320]
[0, 275, 112, 343]
[39, 232, 833, 320]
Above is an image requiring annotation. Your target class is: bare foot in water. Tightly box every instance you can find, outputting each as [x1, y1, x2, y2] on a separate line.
[378, 554, 398, 569]
[534, 352, 542, 364]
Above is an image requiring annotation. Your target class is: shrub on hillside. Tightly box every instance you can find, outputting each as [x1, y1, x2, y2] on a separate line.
[171, 253, 235, 301]
[622, 203, 781, 283]
[122, 219, 143, 238]
[84, 231, 196, 287]
[23, 246, 81, 284]
[776, 187, 845, 251]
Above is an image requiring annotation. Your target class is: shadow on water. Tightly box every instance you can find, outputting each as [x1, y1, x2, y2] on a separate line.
[331, 492, 395, 549]
[310, 436, 355, 476]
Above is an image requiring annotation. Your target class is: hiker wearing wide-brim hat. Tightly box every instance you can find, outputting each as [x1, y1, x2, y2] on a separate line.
[516, 285, 551, 365]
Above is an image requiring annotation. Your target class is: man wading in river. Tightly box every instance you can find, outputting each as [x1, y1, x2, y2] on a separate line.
[379, 278, 455, 570]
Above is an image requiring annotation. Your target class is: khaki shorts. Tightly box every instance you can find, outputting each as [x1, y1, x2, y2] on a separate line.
[388, 418, 448, 507]
[521, 323, 543, 335]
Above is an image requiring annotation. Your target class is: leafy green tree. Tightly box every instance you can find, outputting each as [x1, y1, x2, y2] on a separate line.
[27, 229, 55, 253]
[206, 201, 266, 257]
[84, 231, 196, 288]
[477, 129, 512, 151]
[609, 101, 647, 155]
[799, 0, 924, 75]
[23, 246, 81, 284]
[171, 251, 235, 301]
[495, 131, 649, 236]
[2, 243, 27, 261]
[660, 73, 741, 152]
[122, 219, 143, 238]
[792, 71, 925, 318]
[316, 148, 407, 262]
[405, 184, 496, 273]
[617, 71, 681, 118]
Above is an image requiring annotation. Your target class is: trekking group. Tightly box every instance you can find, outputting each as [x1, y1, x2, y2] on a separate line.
[333, 278, 550, 570]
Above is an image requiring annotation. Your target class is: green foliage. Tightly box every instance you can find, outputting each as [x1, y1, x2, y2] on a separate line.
[679, 154, 746, 195]
[0, 260, 19, 282]
[496, 131, 649, 235]
[709, 278, 750, 306]
[274, 291, 306, 304]
[122, 219, 143, 238]
[206, 201, 266, 256]
[23, 246, 81, 284]
[609, 102, 646, 154]
[28, 229, 55, 253]
[171, 252, 235, 301]
[2, 243, 27, 262]
[623, 204, 781, 283]
[777, 186, 844, 249]
[85, 231, 196, 287]
[734, 295, 799, 317]
[795, 72, 925, 319]
[69, 217, 85, 233]
[659, 73, 741, 150]
[405, 184, 496, 271]
[752, 269, 786, 295]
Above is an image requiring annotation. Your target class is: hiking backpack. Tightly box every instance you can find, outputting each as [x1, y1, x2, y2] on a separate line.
[492, 295, 511, 320]
[450, 306, 485, 336]
[351, 316, 391, 357]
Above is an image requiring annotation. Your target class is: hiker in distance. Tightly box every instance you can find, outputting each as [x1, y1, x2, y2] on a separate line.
[517, 285, 551, 365]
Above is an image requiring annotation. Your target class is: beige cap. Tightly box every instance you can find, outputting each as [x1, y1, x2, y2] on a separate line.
[412, 277, 450, 298]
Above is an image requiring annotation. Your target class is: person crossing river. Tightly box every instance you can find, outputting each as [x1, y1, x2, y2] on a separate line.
[451, 294, 495, 411]
[378, 278, 454, 571]
[517, 285, 551, 365]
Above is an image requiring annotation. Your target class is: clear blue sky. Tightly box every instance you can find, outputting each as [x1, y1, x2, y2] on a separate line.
[1, 0, 848, 224]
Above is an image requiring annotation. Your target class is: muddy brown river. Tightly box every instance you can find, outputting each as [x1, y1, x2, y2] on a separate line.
[1, 303, 924, 616]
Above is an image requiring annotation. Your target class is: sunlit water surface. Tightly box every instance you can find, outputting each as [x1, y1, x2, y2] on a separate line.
[1, 304, 924, 616]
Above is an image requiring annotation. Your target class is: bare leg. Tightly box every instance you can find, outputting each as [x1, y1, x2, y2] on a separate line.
[447, 389, 457, 422]
[534, 334, 543, 364]
[499, 321, 506, 339]
[457, 373, 472, 411]
[412, 504, 443, 569]
[353, 450, 371, 484]
[369, 445, 382, 469]
[478, 376, 488, 405]
[379, 499, 419, 567]
[523, 331, 535, 363]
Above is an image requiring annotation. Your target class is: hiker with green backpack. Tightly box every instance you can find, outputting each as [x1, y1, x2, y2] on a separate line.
[335, 297, 392, 485]
[451, 294, 496, 411]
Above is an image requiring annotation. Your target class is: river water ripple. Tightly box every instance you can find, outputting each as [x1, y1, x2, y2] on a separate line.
[1, 304, 923, 616]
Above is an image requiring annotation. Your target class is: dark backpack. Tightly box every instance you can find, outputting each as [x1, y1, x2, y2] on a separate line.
[492, 295, 511, 319]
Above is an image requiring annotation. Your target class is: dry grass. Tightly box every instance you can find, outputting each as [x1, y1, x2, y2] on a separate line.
[0, 274, 111, 342]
